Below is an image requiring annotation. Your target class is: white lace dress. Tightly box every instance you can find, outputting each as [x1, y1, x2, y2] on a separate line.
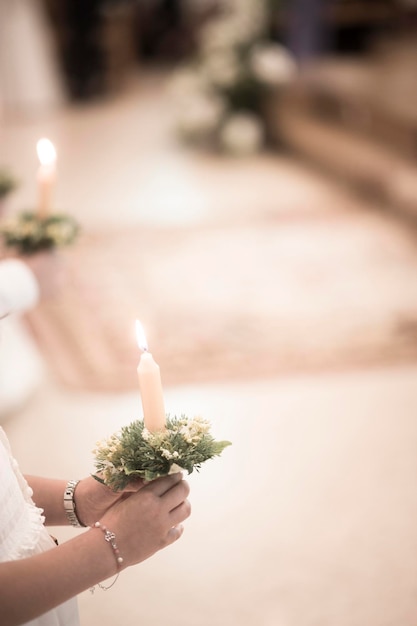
[0, 427, 80, 626]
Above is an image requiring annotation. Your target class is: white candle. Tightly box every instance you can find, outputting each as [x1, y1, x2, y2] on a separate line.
[36, 138, 56, 218]
[135, 320, 166, 433]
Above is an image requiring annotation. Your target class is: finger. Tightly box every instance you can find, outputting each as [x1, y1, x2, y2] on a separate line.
[169, 499, 191, 526]
[145, 472, 183, 497]
[166, 524, 184, 545]
[161, 480, 190, 512]
[121, 478, 146, 493]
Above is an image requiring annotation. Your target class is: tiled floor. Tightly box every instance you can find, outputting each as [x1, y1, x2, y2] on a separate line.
[1, 71, 417, 626]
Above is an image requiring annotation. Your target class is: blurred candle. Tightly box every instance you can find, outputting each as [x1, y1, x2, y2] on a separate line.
[36, 138, 56, 218]
[135, 320, 166, 432]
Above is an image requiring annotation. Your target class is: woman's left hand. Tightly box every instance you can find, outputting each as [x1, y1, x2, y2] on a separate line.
[74, 475, 145, 527]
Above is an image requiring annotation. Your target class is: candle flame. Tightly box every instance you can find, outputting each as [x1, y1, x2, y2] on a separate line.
[135, 320, 148, 352]
[36, 138, 56, 166]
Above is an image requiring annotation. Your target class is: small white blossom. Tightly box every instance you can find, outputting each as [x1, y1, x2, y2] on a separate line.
[142, 427, 151, 441]
[180, 415, 211, 443]
[101, 459, 117, 475]
[230, 0, 267, 33]
[220, 113, 264, 155]
[160, 448, 181, 460]
[176, 92, 225, 139]
[200, 18, 247, 53]
[202, 51, 241, 88]
[250, 44, 297, 86]
[170, 68, 209, 101]
[190, 416, 211, 433]
[22, 222, 39, 237]
[181, 429, 194, 444]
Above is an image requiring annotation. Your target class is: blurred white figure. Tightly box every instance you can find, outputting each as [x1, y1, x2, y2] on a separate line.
[0, 0, 65, 115]
[0, 254, 65, 421]
[0, 259, 43, 420]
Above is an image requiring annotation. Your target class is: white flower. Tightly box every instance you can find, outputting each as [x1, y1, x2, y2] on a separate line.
[199, 0, 266, 54]
[250, 44, 297, 86]
[200, 18, 249, 53]
[169, 68, 209, 101]
[101, 459, 118, 475]
[176, 92, 225, 139]
[180, 427, 194, 444]
[229, 0, 267, 35]
[45, 223, 62, 241]
[180, 416, 211, 444]
[21, 221, 39, 237]
[141, 427, 151, 441]
[202, 51, 241, 88]
[220, 113, 264, 155]
[190, 416, 211, 434]
[160, 448, 181, 461]
[234, 13, 266, 40]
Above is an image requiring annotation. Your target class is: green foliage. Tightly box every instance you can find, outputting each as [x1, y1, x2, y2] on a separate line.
[93, 415, 232, 490]
[221, 73, 268, 115]
[0, 211, 80, 254]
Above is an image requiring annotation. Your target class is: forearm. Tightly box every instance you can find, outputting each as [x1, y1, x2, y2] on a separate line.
[2, 473, 191, 624]
[25, 476, 71, 526]
[25, 474, 136, 528]
[0, 528, 117, 626]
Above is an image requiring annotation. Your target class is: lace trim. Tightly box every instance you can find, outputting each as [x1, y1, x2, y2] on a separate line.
[5, 500, 48, 561]
[0, 427, 51, 561]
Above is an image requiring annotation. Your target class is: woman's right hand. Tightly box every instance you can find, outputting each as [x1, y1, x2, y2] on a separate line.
[98, 473, 191, 569]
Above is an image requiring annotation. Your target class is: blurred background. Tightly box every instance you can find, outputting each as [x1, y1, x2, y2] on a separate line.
[1, 1, 417, 625]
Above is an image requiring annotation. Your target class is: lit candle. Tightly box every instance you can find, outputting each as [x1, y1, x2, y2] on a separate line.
[135, 320, 166, 433]
[36, 138, 56, 218]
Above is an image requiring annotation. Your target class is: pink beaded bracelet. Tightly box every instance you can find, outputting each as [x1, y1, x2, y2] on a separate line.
[90, 521, 123, 592]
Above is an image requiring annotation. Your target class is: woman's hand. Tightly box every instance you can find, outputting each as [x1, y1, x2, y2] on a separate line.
[97, 472, 191, 568]
[74, 475, 145, 527]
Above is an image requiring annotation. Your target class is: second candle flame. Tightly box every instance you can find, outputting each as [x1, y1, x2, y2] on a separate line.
[135, 320, 148, 352]
[36, 138, 57, 166]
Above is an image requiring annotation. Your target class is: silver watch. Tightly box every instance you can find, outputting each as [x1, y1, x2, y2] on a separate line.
[64, 480, 85, 527]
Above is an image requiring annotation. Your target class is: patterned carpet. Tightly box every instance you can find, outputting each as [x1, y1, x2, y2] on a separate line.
[24, 207, 417, 392]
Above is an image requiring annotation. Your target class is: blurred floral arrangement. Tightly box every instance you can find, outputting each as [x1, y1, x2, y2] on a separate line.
[0, 159, 79, 254]
[93, 415, 231, 490]
[0, 211, 80, 255]
[0, 168, 18, 199]
[170, 0, 296, 155]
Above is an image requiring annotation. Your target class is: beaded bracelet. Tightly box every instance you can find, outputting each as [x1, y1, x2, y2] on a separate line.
[90, 521, 124, 592]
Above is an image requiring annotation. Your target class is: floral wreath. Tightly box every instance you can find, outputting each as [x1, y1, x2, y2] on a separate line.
[0, 210, 80, 254]
[93, 415, 231, 490]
